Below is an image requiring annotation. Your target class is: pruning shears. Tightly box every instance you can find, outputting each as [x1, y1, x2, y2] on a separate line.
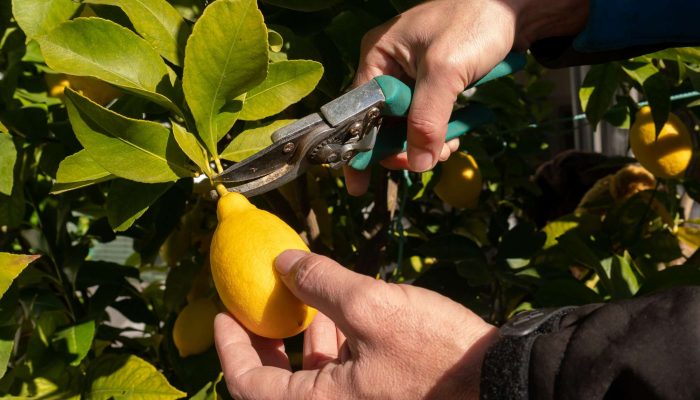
[213, 53, 526, 198]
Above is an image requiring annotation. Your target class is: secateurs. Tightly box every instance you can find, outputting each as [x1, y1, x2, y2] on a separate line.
[213, 53, 526, 198]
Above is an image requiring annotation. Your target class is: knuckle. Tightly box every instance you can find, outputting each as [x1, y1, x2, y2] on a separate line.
[293, 254, 328, 290]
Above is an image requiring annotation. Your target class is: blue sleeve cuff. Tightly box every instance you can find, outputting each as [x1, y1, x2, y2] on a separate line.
[573, 0, 700, 53]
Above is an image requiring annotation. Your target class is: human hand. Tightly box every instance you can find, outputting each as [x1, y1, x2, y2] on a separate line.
[214, 249, 499, 399]
[344, 0, 589, 195]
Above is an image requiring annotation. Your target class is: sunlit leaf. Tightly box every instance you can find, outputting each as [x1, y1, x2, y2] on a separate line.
[85, 0, 191, 66]
[85, 354, 186, 399]
[52, 150, 115, 194]
[579, 63, 622, 128]
[542, 218, 580, 249]
[0, 132, 15, 196]
[221, 119, 293, 162]
[106, 180, 173, 231]
[622, 60, 670, 134]
[677, 225, 700, 251]
[268, 29, 283, 52]
[38, 18, 180, 113]
[183, 0, 268, 156]
[601, 253, 640, 298]
[11, 0, 80, 38]
[64, 89, 192, 183]
[51, 320, 95, 366]
[171, 121, 213, 176]
[0, 252, 40, 298]
[239, 60, 323, 120]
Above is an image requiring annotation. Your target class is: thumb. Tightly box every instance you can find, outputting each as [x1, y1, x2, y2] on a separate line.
[275, 249, 379, 336]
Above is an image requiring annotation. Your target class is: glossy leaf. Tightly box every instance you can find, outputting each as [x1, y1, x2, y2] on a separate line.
[0, 326, 13, 379]
[622, 61, 670, 134]
[172, 121, 213, 176]
[183, 0, 268, 156]
[64, 89, 192, 183]
[51, 320, 95, 366]
[85, 354, 186, 399]
[579, 63, 622, 128]
[221, 119, 293, 162]
[38, 18, 179, 113]
[86, 0, 191, 66]
[268, 29, 283, 52]
[106, 180, 173, 231]
[239, 60, 323, 120]
[0, 252, 40, 298]
[11, 0, 80, 38]
[601, 254, 640, 298]
[52, 150, 115, 194]
[0, 132, 15, 196]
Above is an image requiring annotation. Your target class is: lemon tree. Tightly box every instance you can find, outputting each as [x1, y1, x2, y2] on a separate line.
[1, 0, 700, 398]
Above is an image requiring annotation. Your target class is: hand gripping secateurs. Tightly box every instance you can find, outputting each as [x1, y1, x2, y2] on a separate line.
[213, 53, 526, 198]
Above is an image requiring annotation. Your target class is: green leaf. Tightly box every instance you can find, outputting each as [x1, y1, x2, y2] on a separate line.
[37, 18, 180, 114]
[579, 63, 622, 128]
[85, 354, 186, 399]
[0, 253, 40, 299]
[52, 150, 115, 194]
[171, 121, 213, 176]
[638, 262, 700, 295]
[622, 61, 670, 134]
[649, 47, 700, 65]
[602, 254, 640, 298]
[0, 326, 13, 379]
[533, 278, 603, 307]
[106, 180, 173, 231]
[416, 234, 485, 263]
[221, 119, 293, 162]
[239, 60, 323, 120]
[183, 0, 268, 156]
[51, 320, 95, 366]
[0, 132, 15, 196]
[262, 0, 343, 11]
[64, 89, 192, 183]
[542, 217, 580, 249]
[85, 0, 191, 66]
[498, 221, 546, 259]
[268, 29, 283, 52]
[11, 0, 80, 38]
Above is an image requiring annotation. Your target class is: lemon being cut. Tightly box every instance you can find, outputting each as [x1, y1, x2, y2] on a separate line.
[629, 106, 693, 179]
[210, 186, 316, 339]
[433, 152, 483, 209]
[172, 298, 219, 358]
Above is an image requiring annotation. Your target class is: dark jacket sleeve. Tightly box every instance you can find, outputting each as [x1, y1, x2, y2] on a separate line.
[530, 0, 700, 68]
[481, 286, 700, 399]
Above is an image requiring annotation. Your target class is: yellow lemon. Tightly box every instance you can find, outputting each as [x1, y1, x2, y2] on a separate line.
[210, 187, 316, 339]
[433, 152, 482, 209]
[609, 164, 656, 201]
[187, 261, 212, 303]
[172, 298, 219, 358]
[45, 73, 122, 106]
[629, 106, 693, 179]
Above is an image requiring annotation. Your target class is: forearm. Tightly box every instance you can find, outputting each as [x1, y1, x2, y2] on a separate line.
[480, 286, 700, 399]
[525, 0, 700, 67]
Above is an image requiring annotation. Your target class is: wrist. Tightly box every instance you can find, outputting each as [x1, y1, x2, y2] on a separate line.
[461, 324, 500, 400]
[508, 0, 590, 49]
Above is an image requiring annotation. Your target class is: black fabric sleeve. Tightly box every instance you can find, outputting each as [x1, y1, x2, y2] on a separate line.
[530, 286, 700, 399]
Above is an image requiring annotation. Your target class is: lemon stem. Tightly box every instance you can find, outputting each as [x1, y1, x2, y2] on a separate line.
[215, 184, 229, 198]
[214, 157, 224, 174]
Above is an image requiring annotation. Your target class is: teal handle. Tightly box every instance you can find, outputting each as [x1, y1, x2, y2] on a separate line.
[349, 52, 525, 170]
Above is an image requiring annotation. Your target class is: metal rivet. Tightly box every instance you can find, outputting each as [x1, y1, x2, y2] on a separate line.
[283, 142, 295, 153]
[367, 107, 380, 120]
[349, 122, 363, 137]
[341, 151, 353, 161]
[328, 153, 339, 163]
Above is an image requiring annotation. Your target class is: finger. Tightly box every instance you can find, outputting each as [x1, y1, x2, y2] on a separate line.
[303, 312, 339, 370]
[379, 153, 409, 170]
[446, 138, 460, 153]
[343, 166, 371, 196]
[215, 313, 315, 400]
[275, 250, 382, 337]
[250, 332, 290, 370]
[336, 327, 348, 360]
[406, 62, 465, 172]
[438, 144, 451, 162]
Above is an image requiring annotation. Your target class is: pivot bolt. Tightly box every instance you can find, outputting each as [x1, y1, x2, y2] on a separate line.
[367, 107, 381, 120]
[349, 122, 363, 137]
[327, 153, 339, 163]
[282, 142, 295, 153]
[341, 151, 354, 161]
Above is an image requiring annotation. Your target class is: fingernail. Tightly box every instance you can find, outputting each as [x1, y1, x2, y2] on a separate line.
[275, 249, 307, 275]
[409, 151, 435, 172]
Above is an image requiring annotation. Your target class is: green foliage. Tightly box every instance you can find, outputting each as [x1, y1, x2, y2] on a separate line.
[1, 0, 699, 396]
